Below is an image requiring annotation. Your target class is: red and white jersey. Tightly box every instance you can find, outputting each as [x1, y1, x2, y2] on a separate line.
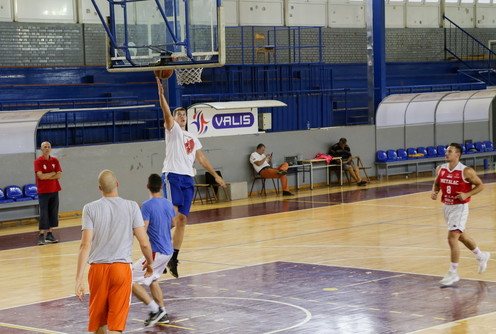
[437, 162, 472, 205]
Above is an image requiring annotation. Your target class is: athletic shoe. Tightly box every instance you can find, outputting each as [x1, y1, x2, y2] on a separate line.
[45, 233, 58, 243]
[358, 181, 367, 186]
[168, 259, 179, 278]
[157, 312, 170, 324]
[439, 271, 460, 286]
[144, 307, 167, 327]
[478, 252, 491, 274]
[282, 191, 294, 196]
[38, 234, 46, 245]
[277, 170, 288, 176]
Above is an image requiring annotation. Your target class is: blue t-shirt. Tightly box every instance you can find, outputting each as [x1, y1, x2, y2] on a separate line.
[141, 197, 175, 255]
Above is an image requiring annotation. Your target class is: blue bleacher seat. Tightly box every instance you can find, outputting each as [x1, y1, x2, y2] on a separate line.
[23, 184, 38, 199]
[397, 148, 407, 160]
[484, 141, 494, 151]
[386, 149, 398, 161]
[426, 146, 437, 157]
[465, 142, 476, 154]
[376, 150, 387, 162]
[417, 147, 427, 158]
[474, 141, 485, 152]
[406, 147, 418, 158]
[437, 145, 447, 156]
[0, 188, 14, 204]
[5, 185, 32, 202]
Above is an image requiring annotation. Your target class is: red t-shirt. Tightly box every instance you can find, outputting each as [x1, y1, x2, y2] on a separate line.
[438, 162, 472, 205]
[34, 156, 62, 194]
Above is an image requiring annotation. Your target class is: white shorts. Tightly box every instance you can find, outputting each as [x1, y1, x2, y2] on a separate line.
[442, 203, 469, 232]
[132, 252, 172, 286]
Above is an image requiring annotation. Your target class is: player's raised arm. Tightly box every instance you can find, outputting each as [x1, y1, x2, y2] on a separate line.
[155, 75, 175, 131]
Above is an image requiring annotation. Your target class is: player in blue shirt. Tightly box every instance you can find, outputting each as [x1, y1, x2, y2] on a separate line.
[131, 174, 176, 327]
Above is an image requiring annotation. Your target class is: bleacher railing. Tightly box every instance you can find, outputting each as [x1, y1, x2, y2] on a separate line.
[35, 105, 163, 147]
[443, 15, 496, 85]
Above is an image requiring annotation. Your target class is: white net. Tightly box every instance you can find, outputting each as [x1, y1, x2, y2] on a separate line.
[174, 67, 204, 85]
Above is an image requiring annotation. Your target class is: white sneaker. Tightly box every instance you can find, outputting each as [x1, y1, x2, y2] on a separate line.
[439, 271, 460, 286]
[478, 252, 490, 274]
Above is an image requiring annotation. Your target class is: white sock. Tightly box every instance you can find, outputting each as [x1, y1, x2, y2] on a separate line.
[449, 262, 459, 273]
[147, 300, 159, 313]
[472, 247, 483, 260]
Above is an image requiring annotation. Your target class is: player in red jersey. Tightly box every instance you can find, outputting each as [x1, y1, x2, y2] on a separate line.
[431, 143, 490, 286]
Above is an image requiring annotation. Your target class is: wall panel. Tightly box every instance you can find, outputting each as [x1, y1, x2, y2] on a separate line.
[15, 0, 76, 23]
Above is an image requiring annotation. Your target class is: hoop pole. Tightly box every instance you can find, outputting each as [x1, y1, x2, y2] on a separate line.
[154, 0, 180, 45]
[91, 0, 119, 49]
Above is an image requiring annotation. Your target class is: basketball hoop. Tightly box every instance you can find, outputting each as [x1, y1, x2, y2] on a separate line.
[174, 55, 212, 85]
[175, 67, 205, 85]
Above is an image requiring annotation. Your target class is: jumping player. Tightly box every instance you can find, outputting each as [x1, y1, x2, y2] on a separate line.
[431, 143, 490, 286]
[156, 75, 225, 278]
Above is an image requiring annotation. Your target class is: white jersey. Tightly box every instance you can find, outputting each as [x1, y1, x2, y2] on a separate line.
[162, 122, 202, 177]
[250, 151, 270, 173]
[82, 197, 144, 264]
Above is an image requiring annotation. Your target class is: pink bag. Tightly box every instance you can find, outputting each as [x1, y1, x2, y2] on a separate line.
[314, 153, 333, 164]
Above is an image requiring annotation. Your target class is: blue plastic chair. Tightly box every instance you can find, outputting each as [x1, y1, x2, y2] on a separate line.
[406, 148, 417, 159]
[5, 185, 32, 202]
[386, 149, 398, 161]
[397, 148, 407, 160]
[376, 150, 387, 162]
[426, 146, 437, 157]
[474, 142, 485, 152]
[484, 141, 494, 151]
[417, 147, 427, 158]
[465, 142, 476, 154]
[23, 184, 38, 199]
[437, 145, 447, 156]
[0, 188, 14, 204]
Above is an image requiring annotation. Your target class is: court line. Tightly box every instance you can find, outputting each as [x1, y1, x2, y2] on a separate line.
[0, 321, 67, 334]
[406, 310, 496, 333]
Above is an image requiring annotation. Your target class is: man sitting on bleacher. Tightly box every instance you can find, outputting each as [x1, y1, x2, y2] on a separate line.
[34, 141, 62, 245]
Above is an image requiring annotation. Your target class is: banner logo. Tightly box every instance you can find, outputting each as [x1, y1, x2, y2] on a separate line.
[212, 113, 254, 129]
[192, 110, 209, 134]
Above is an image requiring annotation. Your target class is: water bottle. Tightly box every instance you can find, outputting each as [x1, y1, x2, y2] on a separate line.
[306, 121, 310, 130]
[484, 158, 488, 170]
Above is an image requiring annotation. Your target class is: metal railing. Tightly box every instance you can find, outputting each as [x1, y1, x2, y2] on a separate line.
[444, 15, 496, 85]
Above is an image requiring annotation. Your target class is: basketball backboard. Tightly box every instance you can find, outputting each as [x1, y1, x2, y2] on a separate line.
[90, 0, 225, 72]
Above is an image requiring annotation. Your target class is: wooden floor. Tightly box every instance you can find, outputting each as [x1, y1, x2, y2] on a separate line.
[1, 173, 496, 333]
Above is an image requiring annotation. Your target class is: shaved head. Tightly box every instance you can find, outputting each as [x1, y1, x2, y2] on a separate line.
[98, 169, 118, 194]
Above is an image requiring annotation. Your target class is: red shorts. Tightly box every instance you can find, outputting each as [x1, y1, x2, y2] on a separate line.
[88, 263, 132, 332]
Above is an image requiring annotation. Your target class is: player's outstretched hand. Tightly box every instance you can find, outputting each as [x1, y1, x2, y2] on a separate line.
[215, 175, 226, 188]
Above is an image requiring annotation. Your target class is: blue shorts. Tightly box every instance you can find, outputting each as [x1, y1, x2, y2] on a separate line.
[162, 172, 194, 216]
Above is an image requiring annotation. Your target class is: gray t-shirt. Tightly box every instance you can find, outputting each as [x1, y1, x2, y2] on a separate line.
[82, 197, 144, 264]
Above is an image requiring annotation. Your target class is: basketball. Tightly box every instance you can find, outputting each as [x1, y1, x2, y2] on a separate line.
[154, 69, 174, 80]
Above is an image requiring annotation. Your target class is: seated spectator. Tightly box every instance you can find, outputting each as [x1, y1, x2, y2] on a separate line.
[328, 138, 367, 186]
[250, 143, 294, 196]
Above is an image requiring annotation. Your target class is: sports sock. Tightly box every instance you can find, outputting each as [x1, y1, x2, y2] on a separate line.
[449, 262, 459, 272]
[171, 249, 179, 261]
[147, 300, 159, 313]
[471, 247, 483, 259]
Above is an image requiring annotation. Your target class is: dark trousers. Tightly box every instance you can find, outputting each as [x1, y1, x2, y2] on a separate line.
[38, 192, 59, 230]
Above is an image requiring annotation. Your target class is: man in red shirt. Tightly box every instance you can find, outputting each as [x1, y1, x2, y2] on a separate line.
[431, 143, 490, 286]
[34, 141, 62, 245]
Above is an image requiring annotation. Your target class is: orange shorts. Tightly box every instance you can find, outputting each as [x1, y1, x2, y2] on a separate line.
[88, 263, 132, 332]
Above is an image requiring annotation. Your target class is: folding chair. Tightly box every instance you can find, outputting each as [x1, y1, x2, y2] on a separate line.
[193, 177, 217, 204]
[249, 169, 279, 196]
